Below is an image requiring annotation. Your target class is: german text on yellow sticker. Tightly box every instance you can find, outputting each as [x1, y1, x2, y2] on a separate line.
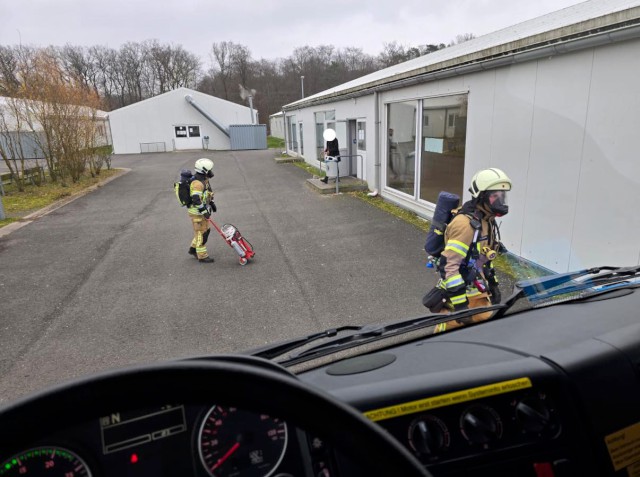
[364, 377, 532, 422]
[605, 421, 640, 472]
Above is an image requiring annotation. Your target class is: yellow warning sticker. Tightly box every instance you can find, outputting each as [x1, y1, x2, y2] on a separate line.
[605, 421, 640, 472]
[363, 377, 532, 422]
[628, 460, 640, 477]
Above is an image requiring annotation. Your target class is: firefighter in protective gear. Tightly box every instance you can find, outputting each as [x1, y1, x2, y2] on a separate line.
[432, 168, 512, 330]
[188, 158, 216, 263]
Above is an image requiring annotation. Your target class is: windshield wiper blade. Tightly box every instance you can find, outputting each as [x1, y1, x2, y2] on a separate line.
[249, 326, 362, 360]
[284, 304, 506, 361]
[495, 265, 640, 317]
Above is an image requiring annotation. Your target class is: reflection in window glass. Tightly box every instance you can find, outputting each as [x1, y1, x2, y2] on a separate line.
[335, 121, 347, 157]
[357, 122, 366, 151]
[299, 123, 304, 155]
[420, 94, 467, 203]
[316, 122, 324, 160]
[387, 102, 417, 195]
[175, 126, 187, 138]
[325, 110, 335, 120]
[287, 115, 297, 151]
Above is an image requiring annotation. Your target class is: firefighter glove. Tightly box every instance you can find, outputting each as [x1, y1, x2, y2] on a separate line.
[202, 209, 211, 219]
[209, 201, 217, 213]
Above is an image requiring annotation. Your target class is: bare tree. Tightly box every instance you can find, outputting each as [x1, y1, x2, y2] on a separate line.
[0, 46, 21, 96]
[448, 33, 476, 46]
[20, 50, 102, 183]
[0, 97, 32, 190]
[211, 42, 233, 99]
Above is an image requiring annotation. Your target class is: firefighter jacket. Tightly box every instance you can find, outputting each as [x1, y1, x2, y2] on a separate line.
[439, 203, 499, 308]
[188, 175, 213, 216]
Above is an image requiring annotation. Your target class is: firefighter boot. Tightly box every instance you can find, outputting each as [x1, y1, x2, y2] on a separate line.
[199, 257, 215, 263]
[188, 247, 197, 257]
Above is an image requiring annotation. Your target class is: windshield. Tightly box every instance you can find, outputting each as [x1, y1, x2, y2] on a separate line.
[1, 0, 639, 406]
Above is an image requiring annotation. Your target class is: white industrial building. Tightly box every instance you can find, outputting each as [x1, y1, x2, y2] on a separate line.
[108, 87, 256, 154]
[0, 96, 110, 159]
[282, 0, 640, 273]
[269, 112, 285, 139]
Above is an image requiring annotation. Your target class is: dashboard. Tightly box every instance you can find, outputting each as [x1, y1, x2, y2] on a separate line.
[298, 289, 640, 476]
[1, 289, 640, 477]
[0, 403, 323, 477]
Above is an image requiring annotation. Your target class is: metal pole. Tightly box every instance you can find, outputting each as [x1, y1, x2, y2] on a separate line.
[300, 76, 305, 98]
[0, 195, 6, 220]
[248, 96, 255, 124]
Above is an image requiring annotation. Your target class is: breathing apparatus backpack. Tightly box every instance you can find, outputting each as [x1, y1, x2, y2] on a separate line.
[424, 191, 461, 258]
[174, 169, 194, 207]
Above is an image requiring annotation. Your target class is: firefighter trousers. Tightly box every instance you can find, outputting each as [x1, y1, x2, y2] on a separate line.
[190, 215, 211, 259]
[434, 293, 492, 333]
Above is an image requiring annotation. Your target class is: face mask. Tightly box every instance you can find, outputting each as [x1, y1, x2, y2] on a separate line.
[486, 191, 509, 216]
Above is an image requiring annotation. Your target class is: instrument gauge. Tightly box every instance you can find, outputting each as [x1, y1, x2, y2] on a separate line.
[198, 405, 287, 477]
[0, 446, 91, 476]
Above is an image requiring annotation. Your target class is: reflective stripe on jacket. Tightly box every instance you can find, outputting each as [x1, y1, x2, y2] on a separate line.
[441, 207, 497, 297]
[188, 179, 212, 216]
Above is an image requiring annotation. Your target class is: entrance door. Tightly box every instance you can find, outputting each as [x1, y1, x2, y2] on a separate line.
[356, 120, 367, 180]
[174, 125, 202, 150]
[347, 120, 357, 176]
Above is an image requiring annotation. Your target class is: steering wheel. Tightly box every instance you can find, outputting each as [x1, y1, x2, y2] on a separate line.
[0, 357, 431, 476]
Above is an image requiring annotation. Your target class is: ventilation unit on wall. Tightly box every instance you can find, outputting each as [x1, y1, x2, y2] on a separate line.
[229, 124, 267, 150]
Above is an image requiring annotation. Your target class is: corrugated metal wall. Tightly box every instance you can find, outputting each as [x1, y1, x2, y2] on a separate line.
[0, 132, 44, 159]
[229, 125, 267, 150]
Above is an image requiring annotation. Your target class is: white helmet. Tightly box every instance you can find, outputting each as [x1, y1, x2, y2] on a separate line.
[469, 168, 512, 198]
[469, 168, 512, 216]
[194, 158, 214, 178]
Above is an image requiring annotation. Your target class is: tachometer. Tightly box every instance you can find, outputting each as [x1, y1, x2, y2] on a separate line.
[0, 446, 91, 476]
[198, 405, 287, 477]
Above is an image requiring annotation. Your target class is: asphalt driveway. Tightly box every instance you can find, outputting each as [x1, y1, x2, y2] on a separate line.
[0, 149, 437, 403]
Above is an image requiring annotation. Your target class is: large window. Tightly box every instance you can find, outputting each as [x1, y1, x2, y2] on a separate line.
[357, 121, 366, 151]
[386, 102, 417, 195]
[298, 122, 304, 155]
[175, 125, 201, 138]
[315, 110, 337, 160]
[287, 115, 297, 151]
[419, 94, 467, 203]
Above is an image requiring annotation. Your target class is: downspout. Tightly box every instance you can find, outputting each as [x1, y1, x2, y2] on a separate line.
[184, 94, 230, 137]
[282, 109, 288, 154]
[370, 91, 380, 196]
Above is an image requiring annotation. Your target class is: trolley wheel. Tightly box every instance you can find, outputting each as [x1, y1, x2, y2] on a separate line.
[239, 257, 248, 266]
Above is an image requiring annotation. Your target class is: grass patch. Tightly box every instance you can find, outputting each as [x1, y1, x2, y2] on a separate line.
[0, 217, 18, 227]
[292, 161, 324, 177]
[0, 168, 120, 226]
[350, 191, 430, 231]
[267, 136, 285, 148]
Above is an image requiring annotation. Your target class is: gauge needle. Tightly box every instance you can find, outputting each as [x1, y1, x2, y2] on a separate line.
[211, 442, 240, 471]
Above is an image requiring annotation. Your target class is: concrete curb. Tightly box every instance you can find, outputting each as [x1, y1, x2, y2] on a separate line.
[306, 177, 369, 194]
[0, 168, 130, 239]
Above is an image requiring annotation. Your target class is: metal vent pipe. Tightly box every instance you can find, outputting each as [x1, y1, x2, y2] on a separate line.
[184, 94, 230, 137]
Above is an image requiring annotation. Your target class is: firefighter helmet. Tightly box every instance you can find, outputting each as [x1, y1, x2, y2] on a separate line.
[194, 158, 214, 178]
[469, 168, 511, 198]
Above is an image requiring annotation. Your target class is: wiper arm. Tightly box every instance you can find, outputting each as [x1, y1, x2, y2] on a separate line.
[250, 326, 362, 360]
[495, 265, 640, 317]
[285, 304, 506, 361]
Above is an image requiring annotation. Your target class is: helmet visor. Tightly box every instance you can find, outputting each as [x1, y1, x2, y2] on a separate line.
[487, 190, 509, 216]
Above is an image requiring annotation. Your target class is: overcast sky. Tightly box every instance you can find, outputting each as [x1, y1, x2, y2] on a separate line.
[1, 0, 586, 64]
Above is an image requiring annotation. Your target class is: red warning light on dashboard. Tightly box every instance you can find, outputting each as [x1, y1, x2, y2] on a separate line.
[130, 453, 139, 464]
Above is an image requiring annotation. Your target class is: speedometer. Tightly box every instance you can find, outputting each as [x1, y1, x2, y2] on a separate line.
[198, 405, 287, 477]
[0, 446, 91, 476]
